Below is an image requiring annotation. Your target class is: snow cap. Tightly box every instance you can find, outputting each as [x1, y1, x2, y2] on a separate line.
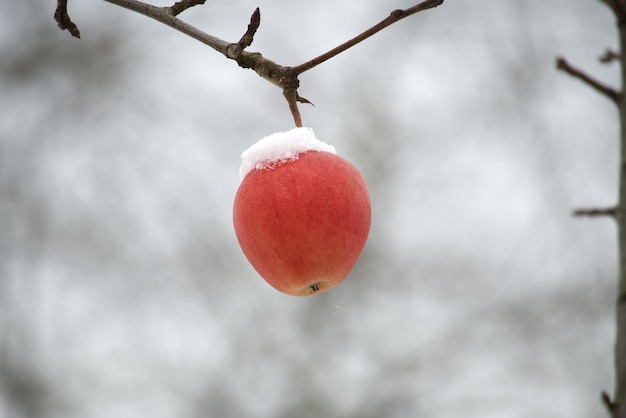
[239, 127, 337, 180]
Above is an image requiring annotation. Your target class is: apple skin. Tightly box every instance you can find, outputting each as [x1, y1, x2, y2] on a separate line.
[233, 150, 371, 296]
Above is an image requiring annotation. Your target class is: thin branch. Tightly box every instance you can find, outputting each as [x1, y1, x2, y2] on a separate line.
[567, 2, 626, 415]
[296, 94, 314, 106]
[572, 206, 618, 219]
[556, 57, 620, 104]
[602, 391, 618, 418]
[104, 0, 231, 55]
[600, 48, 621, 64]
[291, 0, 444, 75]
[54, 0, 81, 38]
[238, 7, 260, 50]
[167, 0, 206, 17]
[226, 8, 261, 59]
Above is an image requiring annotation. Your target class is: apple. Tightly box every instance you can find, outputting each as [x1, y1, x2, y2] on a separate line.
[233, 128, 371, 296]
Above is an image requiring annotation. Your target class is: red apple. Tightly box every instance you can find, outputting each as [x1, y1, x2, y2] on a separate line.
[233, 128, 371, 296]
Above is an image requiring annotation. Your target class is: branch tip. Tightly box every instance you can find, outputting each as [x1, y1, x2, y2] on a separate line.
[556, 56, 620, 104]
[600, 48, 621, 64]
[239, 7, 261, 49]
[601, 391, 618, 417]
[292, 0, 443, 75]
[296, 94, 314, 106]
[572, 206, 618, 219]
[168, 0, 206, 16]
[54, 0, 81, 38]
[227, 7, 262, 58]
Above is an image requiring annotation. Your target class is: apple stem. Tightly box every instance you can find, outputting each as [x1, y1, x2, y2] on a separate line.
[283, 89, 303, 128]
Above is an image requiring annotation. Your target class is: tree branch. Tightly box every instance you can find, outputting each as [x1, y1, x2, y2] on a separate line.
[54, 0, 81, 38]
[291, 0, 444, 75]
[226, 8, 261, 59]
[558, 5, 626, 415]
[602, 390, 618, 418]
[601, 48, 621, 64]
[97, 0, 443, 127]
[556, 57, 620, 104]
[572, 206, 618, 219]
[103, 0, 231, 55]
[238, 7, 260, 50]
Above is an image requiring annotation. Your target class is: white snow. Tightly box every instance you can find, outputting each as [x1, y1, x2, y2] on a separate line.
[239, 127, 337, 180]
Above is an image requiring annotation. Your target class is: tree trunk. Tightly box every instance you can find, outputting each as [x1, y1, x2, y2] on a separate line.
[616, 20, 626, 418]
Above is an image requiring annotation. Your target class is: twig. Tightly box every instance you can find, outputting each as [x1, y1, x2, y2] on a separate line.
[226, 8, 261, 59]
[54, 0, 81, 38]
[556, 57, 620, 104]
[292, 0, 444, 75]
[572, 206, 618, 218]
[167, 0, 206, 17]
[602, 391, 618, 418]
[600, 48, 621, 64]
[104, 0, 231, 55]
[238, 7, 260, 50]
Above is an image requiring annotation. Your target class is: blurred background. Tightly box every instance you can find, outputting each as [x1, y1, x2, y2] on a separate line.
[0, 0, 620, 417]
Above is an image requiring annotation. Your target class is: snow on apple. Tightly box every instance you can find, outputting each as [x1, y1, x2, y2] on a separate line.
[239, 127, 337, 180]
[233, 127, 371, 296]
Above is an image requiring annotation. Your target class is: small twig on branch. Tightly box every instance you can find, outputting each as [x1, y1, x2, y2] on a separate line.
[572, 206, 618, 219]
[227, 8, 261, 59]
[167, 0, 206, 17]
[54, 0, 81, 38]
[238, 7, 260, 50]
[292, 0, 444, 75]
[556, 57, 620, 104]
[600, 48, 621, 64]
[602, 391, 618, 418]
[296, 94, 314, 106]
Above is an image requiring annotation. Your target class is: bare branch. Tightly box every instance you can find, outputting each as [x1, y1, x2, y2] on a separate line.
[101, 0, 443, 127]
[602, 391, 618, 418]
[556, 57, 620, 104]
[54, 0, 81, 38]
[226, 8, 261, 59]
[572, 206, 618, 219]
[292, 0, 444, 75]
[238, 7, 260, 50]
[296, 94, 314, 106]
[600, 48, 621, 64]
[167, 0, 206, 17]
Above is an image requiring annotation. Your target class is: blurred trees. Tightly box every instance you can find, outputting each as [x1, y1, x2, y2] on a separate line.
[0, 1, 618, 417]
